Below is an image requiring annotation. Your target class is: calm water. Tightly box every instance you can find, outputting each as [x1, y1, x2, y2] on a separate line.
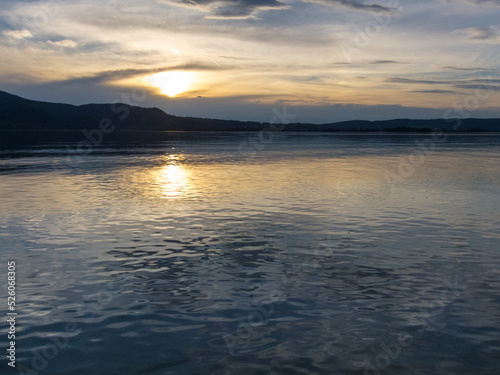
[1, 132, 499, 375]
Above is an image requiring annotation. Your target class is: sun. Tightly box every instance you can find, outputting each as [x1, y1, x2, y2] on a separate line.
[146, 71, 196, 97]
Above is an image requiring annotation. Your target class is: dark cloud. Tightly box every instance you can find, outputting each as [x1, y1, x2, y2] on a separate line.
[370, 60, 407, 64]
[51, 63, 228, 85]
[388, 77, 500, 91]
[454, 84, 500, 90]
[442, 66, 487, 71]
[305, 0, 395, 13]
[470, 78, 500, 83]
[331, 60, 408, 66]
[388, 77, 500, 90]
[166, 0, 287, 18]
[165, 0, 394, 18]
[386, 78, 450, 85]
[411, 90, 456, 94]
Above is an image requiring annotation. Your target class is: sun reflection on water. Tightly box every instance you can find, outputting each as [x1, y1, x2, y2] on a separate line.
[152, 155, 192, 198]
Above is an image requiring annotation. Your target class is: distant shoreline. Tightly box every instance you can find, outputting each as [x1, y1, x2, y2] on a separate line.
[2, 90, 500, 133]
[2, 129, 500, 134]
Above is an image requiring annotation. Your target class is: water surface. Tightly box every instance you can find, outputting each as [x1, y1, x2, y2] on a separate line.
[1, 132, 499, 375]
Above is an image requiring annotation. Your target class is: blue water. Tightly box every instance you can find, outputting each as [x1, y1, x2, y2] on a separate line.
[1, 132, 499, 375]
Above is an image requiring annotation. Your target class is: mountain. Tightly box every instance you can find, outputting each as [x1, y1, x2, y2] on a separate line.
[1, 90, 499, 132]
[0, 90, 265, 131]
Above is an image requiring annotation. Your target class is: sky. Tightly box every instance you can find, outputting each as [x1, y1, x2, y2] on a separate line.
[1, 0, 500, 123]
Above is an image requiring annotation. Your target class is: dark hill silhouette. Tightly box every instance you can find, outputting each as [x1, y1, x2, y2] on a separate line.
[0, 90, 263, 131]
[1, 90, 499, 132]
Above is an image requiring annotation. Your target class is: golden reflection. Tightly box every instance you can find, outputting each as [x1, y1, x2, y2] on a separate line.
[114, 153, 397, 202]
[154, 162, 191, 198]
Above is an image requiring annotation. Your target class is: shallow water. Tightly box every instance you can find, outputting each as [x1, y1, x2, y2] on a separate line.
[1, 132, 499, 375]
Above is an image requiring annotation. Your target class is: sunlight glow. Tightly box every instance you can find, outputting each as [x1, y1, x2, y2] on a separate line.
[147, 71, 196, 97]
[154, 157, 191, 198]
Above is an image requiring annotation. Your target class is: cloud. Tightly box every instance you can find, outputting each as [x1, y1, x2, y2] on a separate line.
[164, 0, 395, 18]
[280, 74, 329, 84]
[470, 78, 500, 84]
[304, 0, 395, 13]
[48, 39, 77, 48]
[387, 77, 500, 90]
[164, 0, 288, 19]
[386, 78, 450, 85]
[219, 55, 260, 61]
[50, 63, 229, 85]
[2, 29, 32, 39]
[463, 26, 500, 42]
[442, 66, 487, 71]
[454, 84, 500, 90]
[460, 0, 500, 6]
[370, 60, 407, 64]
[411, 89, 456, 94]
[70, 6, 335, 47]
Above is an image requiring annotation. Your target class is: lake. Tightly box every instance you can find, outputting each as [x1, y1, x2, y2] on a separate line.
[1, 131, 499, 375]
